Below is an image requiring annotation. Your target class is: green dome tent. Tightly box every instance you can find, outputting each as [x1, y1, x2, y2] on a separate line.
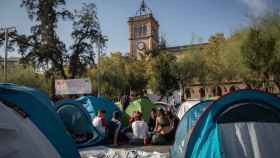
[123, 98, 157, 125]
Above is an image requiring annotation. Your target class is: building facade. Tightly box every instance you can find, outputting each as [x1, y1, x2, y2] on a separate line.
[128, 1, 280, 99]
[128, 0, 159, 58]
[0, 57, 20, 70]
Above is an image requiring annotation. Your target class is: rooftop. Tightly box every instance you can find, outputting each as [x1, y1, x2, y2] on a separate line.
[165, 43, 208, 53]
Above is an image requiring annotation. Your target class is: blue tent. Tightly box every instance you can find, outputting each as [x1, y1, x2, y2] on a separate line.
[55, 96, 121, 147]
[0, 83, 80, 158]
[171, 101, 212, 158]
[77, 96, 120, 121]
[171, 90, 280, 158]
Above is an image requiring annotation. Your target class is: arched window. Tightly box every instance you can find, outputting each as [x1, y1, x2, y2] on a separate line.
[213, 86, 222, 96]
[229, 86, 236, 92]
[246, 84, 252, 89]
[199, 88, 206, 98]
[142, 25, 147, 35]
[186, 88, 191, 99]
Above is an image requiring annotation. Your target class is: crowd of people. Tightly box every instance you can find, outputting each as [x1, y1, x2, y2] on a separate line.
[92, 107, 179, 146]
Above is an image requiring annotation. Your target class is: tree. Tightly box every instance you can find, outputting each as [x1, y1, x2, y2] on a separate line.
[203, 33, 227, 84]
[88, 52, 149, 98]
[221, 30, 258, 87]
[175, 54, 195, 94]
[126, 58, 149, 94]
[89, 52, 128, 97]
[241, 13, 280, 89]
[19, 0, 72, 78]
[149, 52, 178, 97]
[0, 1, 105, 79]
[0, 65, 51, 94]
[69, 3, 106, 78]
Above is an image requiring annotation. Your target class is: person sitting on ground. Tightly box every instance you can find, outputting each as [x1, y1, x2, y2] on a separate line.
[164, 110, 179, 143]
[92, 110, 108, 137]
[148, 108, 157, 132]
[128, 111, 137, 129]
[130, 112, 149, 145]
[152, 108, 170, 145]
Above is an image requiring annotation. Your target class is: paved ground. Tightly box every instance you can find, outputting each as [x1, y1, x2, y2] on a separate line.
[80, 145, 171, 158]
[108, 145, 171, 153]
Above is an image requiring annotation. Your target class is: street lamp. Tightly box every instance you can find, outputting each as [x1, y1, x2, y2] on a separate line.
[0, 26, 16, 82]
[96, 35, 101, 97]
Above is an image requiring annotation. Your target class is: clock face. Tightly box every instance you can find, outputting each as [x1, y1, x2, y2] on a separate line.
[137, 42, 145, 50]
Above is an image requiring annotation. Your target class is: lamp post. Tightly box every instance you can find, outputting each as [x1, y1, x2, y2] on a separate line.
[0, 26, 16, 82]
[96, 36, 101, 97]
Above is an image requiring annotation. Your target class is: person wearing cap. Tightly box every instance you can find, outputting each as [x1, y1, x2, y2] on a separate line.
[92, 110, 108, 137]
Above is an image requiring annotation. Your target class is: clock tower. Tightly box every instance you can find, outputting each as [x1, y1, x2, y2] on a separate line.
[128, 0, 159, 58]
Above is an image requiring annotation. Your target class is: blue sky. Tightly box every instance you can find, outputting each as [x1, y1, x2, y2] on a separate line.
[0, 0, 280, 55]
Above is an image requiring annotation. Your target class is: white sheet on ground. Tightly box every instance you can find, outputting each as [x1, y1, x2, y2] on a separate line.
[79, 146, 169, 158]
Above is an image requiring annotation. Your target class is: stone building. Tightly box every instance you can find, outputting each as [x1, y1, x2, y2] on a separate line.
[128, 0, 159, 59]
[128, 0, 280, 99]
[0, 57, 20, 70]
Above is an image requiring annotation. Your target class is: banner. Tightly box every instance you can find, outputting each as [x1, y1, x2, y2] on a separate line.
[55, 78, 92, 95]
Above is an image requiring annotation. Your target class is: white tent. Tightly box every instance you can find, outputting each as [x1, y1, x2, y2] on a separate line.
[0, 102, 60, 158]
[177, 100, 200, 119]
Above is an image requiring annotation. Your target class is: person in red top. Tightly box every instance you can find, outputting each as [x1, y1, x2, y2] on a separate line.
[128, 111, 137, 126]
[92, 110, 108, 137]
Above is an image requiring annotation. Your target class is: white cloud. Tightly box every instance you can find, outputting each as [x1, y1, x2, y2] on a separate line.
[240, 0, 269, 16]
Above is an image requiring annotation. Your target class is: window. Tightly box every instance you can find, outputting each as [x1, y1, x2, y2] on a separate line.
[199, 88, 206, 98]
[142, 25, 147, 35]
[185, 88, 192, 98]
[213, 86, 222, 96]
[229, 86, 236, 92]
[134, 24, 147, 37]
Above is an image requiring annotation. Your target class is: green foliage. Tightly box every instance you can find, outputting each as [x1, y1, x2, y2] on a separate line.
[149, 52, 178, 96]
[241, 13, 280, 88]
[0, 66, 51, 94]
[203, 33, 227, 83]
[223, 31, 252, 81]
[126, 58, 149, 93]
[175, 53, 198, 86]
[69, 3, 106, 78]
[89, 52, 148, 98]
[0, 1, 106, 79]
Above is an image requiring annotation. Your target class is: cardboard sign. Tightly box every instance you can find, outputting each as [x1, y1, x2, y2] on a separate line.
[55, 78, 92, 95]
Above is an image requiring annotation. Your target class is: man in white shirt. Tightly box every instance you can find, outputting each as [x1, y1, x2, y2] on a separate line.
[130, 112, 149, 145]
